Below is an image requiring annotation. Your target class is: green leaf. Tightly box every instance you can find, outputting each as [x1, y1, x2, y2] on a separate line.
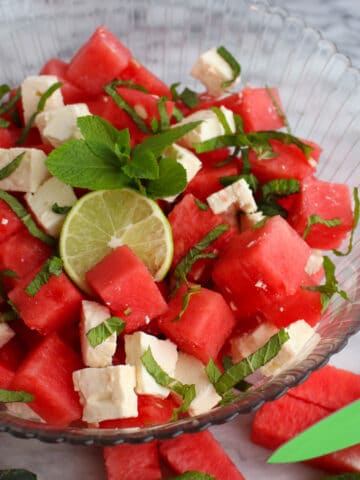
[262, 178, 300, 198]
[214, 329, 289, 394]
[0, 118, 10, 128]
[216, 46, 241, 88]
[172, 106, 184, 122]
[173, 284, 201, 322]
[86, 316, 126, 348]
[257, 196, 288, 218]
[171, 472, 217, 480]
[194, 198, 208, 211]
[248, 131, 313, 159]
[0, 84, 10, 102]
[0, 190, 56, 247]
[46, 139, 133, 190]
[0, 389, 34, 403]
[109, 79, 148, 93]
[302, 256, 350, 313]
[123, 149, 159, 180]
[265, 85, 291, 134]
[205, 358, 222, 385]
[0, 88, 21, 116]
[179, 87, 200, 109]
[17, 82, 63, 145]
[157, 96, 171, 130]
[170, 82, 181, 100]
[51, 203, 72, 215]
[333, 187, 359, 257]
[240, 146, 251, 174]
[0, 152, 24, 180]
[211, 106, 232, 135]
[303, 214, 341, 240]
[220, 174, 259, 193]
[0, 469, 37, 480]
[146, 156, 187, 198]
[77, 115, 129, 151]
[24, 256, 63, 297]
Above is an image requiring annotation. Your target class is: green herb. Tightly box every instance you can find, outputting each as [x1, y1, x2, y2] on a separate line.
[303, 214, 341, 240]
[16, 82, 62, 145]
[157, 96, 171, 130]
[0, 189, 56, 246]
[123, 307, 132, 316]
[141, 347, 196, 418]
[205, 358, 222, 385]
[0, 469, 37, 480]
[172, 224, 230, 294]
[333, 187, 359, 257]
[241, 146, 251, 174]
[252, 217, 268, 230]
[179, 87, 199, 109]
[86, 316, 126, 348]
[0, 269, 19, 302]
[213, 156, 234, 168]
[51, 203, 72, 215]
[173, 284, 201, 322]
[221, 355, 252, 391]
[302, 256, 349, 313]
[214, 329, 289, 394]
[0, 88, 21, 116]
[194, 198, 208, 211]
[24, 257, 63, 297]
[171, 472, 217, 480]
[0, 389, 34, 403]
[211, 107, 232, 134]
[216, 46, 241, 88]
[110, 79, 148, 93]
[262, 178, 300, 198]
[321, 475, 360, 480]
[0, 84, 10, 102]
[146, 156, 187, 198]
[257, 196, 288, 218]
[170, 82, 181, 100]
[0, 152, 25, 180]
[172, 106, 184, 122]
[0, 118, 10, 128]
[220, 174, 259, 193]
[265, 85, 291, 134]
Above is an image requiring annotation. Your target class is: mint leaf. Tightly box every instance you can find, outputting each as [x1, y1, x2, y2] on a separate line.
[211, 106, 232, 134]
[265, 85, 291, 134]
[0, 118, 10, 128]
[333, 187, 359, 257]
[111, 79, 148, 93]
[303, 214, 341, 240]
[194, 198, 208, 211]
[214, 329, 289, 394]
[171, 472, 217, 480]
[146, 156, 187, 198]
[77, 115, 128, 151]
[173, 284, 201, 322]
[25, 256, 63, 297]
[0, 189, 56, 247]
[0, 389, 34, 403]
[86, 316, 126, 348]
[51, 203, 72, 215]
[262, 178, 300, 198]
[220, 173, 259, 193]
[216, 46, 241, 88]
[157, 96, 171, 130]
[205, 358, 222, 385]
[123, 149, 159, 180]
[0, 470, 37, 480]
[0, 152, 24, 180]
[257, 196, 288, 218]
[170, 82, 181, 100]
[179, 88, 199, 109]
[0, 88, 21, 116]
[0, 84, 10, 102]
[172, 106, 184, 122]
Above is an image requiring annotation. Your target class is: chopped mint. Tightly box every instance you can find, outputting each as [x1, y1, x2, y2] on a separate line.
[86, 316, 126, 348]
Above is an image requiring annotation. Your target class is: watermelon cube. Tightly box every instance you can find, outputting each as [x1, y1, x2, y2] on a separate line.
[86, 245, 168, 333]
[104, 441, 161, 480]
[10, 333, 83, 425]
[0, 337, 27, 388]
[159, 431, 245, 479]
[121, 57, 171, 98]
[8, 266, 83, 335]
[0, 199, 24, 242]
[288, 177, 354, 249]
[157, 284, 235, 364]
[212, 215, 311, 320]
[67, 26, 131, 96]
[239, 87, 285, 132]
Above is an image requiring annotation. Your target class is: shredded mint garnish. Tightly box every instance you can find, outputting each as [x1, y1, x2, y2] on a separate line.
[157, 96, 171, 131]
[0, 389, 34, 403]
[303, 214, 341, 240]
[302, 256, 350, 313]
[86, 316, 126, 348]
[0, 470, 37, 480]
[24, 256, 63, 297]
[51, 203, 72, 215]
[216, 46, 241, 88]
[0, 88, 21, 116]
[220, 173, 259, 193]
[110, 79, 148, 93]
[211, 107, 232, 135]
[0, 84, 10, 102]
[179, 88, 199, 109]
[265, 85, 291, 134]
[0, 118, 10, 128]
[141, 347, 196, 419]
[16, 82, 63, 145]
[0, 152, 25, 180]
[257, 196, 288, 219]
[333, 187, 359, 257]
[171, 472, 217, 480]
[173, 284, 201, 322]
[262, 178, 300, 198]
[172, 106, 184, 122]
[194, 198, 208, 211]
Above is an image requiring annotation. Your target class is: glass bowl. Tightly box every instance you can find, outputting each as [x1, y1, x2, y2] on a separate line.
[0, 0, 359, 446]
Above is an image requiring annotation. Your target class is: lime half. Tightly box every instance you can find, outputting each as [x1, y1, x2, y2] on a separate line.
[59, 188, 173, 294]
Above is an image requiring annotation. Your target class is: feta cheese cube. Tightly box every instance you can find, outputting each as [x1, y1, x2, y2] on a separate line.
[174, 352, 221, 416]
[125, 331, 178, 399]
[176, 107, 235, 148]
[260, 320, 320, 377]
[36, 103, 91, 147]
[21, 75, 64, 124]
[73, 365, 137, 424]
[230, 322, 278, 362]
[25, 177, 77, 237]
[79, 300, 117, 368]
[207, 178, 257, 215]
[305, 249, 324, 276]
[163, 144, 202, 202]
[0, 148, 50, 193]
[191, 48, 240, 97]
[0, 323, 15, 349]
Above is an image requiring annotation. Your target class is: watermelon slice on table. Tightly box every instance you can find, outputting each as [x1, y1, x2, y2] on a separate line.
[159, 430, 245, 479]
[104, 441, 161, 480]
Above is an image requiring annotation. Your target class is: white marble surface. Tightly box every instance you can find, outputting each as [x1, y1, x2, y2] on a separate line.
[1, 1, 360, 478]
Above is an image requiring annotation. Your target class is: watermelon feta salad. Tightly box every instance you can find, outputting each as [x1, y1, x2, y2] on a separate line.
[0, 25, 358, 429]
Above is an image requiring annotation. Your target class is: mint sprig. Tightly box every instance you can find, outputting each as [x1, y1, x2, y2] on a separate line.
[86, 316, 126, 348]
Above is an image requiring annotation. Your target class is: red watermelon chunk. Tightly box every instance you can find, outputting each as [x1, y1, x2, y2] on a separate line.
[67, 26, 131, 96]
[104, 441, 161, 480]
[8, 266, 83, 335]
[0, 337, 26, 388]
[288, 365, 360, 412]
[10, 333, 83, 425]
[157, 284, 235, 364]
[288, 176, 354, 249]
[239, 87, 285, 132]
[0, 199, 24, 242]
[249, 139, 316, 183]
[120, 57, 171, 98]
[86, 245, 168, 333]
[252, 393, 360, 473]
[0, 128, 19, 148]
[159, 430, 245, 479]
[212, 215, 311, 320]
[189, 92, 244, 116]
